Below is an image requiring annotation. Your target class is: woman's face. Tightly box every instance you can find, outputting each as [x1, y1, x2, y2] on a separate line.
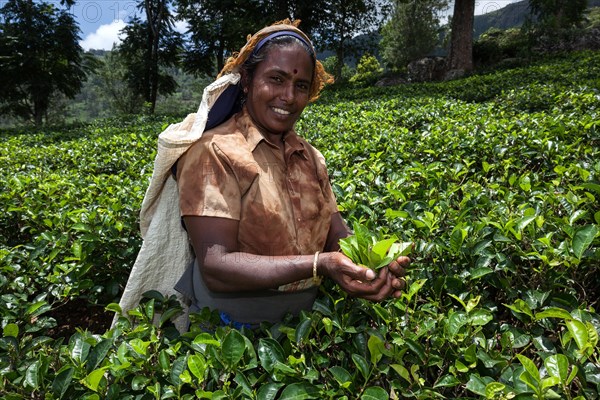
[244, 44, 314, 140]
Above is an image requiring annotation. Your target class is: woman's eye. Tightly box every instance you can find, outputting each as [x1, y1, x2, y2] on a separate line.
[297, 83, 309, 91]
[270, 76, 283, 83]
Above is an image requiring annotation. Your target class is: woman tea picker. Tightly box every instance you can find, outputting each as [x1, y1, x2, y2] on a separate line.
[116, 20, 410, 331]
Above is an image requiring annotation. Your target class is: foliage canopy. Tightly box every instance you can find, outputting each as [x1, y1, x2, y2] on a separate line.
[380, 0, 448, 69]
[117, 0, 183, 114]
[528, 0, 588, 30]
[0, 0, 86, 125]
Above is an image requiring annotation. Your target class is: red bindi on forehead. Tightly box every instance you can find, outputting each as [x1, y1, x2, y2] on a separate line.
[293, 69, 298, 74]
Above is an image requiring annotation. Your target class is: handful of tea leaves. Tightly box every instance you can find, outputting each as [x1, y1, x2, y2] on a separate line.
[339, 222, 412, 271]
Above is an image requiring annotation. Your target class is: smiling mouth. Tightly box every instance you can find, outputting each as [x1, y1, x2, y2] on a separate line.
[272, 107, 291, 116]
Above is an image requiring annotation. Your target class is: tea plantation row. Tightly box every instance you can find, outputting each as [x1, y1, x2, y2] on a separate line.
[1, 51, 599, 399]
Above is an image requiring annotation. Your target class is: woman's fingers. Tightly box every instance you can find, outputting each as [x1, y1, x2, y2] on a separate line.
[388, 256, 410, 276]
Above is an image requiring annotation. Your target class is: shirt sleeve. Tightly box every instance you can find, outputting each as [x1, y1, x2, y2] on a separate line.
[176, 138, 245, 220]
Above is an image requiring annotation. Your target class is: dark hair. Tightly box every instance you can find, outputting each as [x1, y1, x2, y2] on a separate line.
[240, 35, 315, 84]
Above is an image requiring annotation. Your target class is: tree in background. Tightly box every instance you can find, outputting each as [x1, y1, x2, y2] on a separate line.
[349, 53, 383, 86]
[312, 0, 389, 80]
[0, 0, 87, 125]
[528, 0, 588, 31]
[380, 0, 448, 70]
[176, 0, 266, 77]
[446, 0, 475, 75]
[117, 0, 183, 114]
[264, 0, 323, 38]
[98, 48, 145, 115]
[321, 56, 355, 82]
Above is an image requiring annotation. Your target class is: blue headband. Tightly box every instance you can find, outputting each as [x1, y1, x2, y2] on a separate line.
[252, 30, 315, 58]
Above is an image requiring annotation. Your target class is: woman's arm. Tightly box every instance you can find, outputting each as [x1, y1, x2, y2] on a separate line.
[184, 213, 407, 300]
[184, 215, 316, 292]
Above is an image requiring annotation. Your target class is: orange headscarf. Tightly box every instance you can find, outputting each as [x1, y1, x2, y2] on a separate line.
[218, 19, 334, 102]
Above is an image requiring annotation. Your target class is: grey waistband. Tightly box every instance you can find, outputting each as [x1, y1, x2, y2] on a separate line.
[174, 259, 317, 325]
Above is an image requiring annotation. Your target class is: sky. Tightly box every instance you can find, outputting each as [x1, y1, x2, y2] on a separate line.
[66, 0, 523, 51]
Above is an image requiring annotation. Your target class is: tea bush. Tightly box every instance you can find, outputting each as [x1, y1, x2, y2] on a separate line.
[1, 51, 599, 399]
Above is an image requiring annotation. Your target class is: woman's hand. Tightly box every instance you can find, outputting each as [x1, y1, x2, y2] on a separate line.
[387, 255, 410, 298]
[318, 252, 409, 301]
[323, 213, 411, 300]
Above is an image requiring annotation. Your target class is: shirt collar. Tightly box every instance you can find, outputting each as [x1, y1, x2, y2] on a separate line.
[237, 107, 307, 159]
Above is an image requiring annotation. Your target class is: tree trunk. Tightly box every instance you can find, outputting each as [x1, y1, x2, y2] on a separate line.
[34, 104, 44, 126]
[446, 0, 475, 74]
[145, 0, 165, 114]
[335, 46, 345, 81]
[335, 14, 346, 81]
[217, 41, 225, 75]
[150, 33, 160, 114]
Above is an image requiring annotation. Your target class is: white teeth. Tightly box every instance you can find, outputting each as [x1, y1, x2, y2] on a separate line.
[272, 107, 291, 115]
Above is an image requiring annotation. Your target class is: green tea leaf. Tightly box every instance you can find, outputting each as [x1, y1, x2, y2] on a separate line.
[24, 360, 40, 389]
[447, 311, 468, 337]
[405, 338, 426, 364]
[565, 319, 588, 350]
[330, 366, 352, 385]
[535, 307, 572, 321]
[278, 382, 320, 399]
[105, 303, 122, 314]
[465, 374, 487, 396]
[70, 333, 91, 364]
[450, 225, 468, 253]
[367, 334, 385, 365]
[402, 279, 426, 302]
[82, 367, 108, 392]
[192, 332, 221, 348]
[361, 386, 388, 400]
[188, 354, 207, 381]
[51, 367, 74, 399]
[515, 215, 536, 232]
[129, 338, 150, 356]
[391, 364, 411, 383]
[371, 238, 396, 259]
[339, 235, 359, 262]
[516, 354, 540, 384]
[433, 374, 460, 388]
[544, 354, 569, 382]
[86, 339, 113, 372]
[485, 382, 506, 398]
[340, 223, 411, 270]
[170, 356, 187, 386]
[388, 241, 413, 258]
[294, 318, 312, 344]
[469, 309, 493, 326]
[572, 225, 599, 259]
[352, 353, 370, 380]
[258, 338, 285, 374]
[222, 330, 245, 368]
[469, 267, 493, 280]
[257, 383, 285, 400]
[131, 375, 151, 390]
[3, 323, 19, 338]
[540, 376, 560, 391]
[159, 349, 170, 370]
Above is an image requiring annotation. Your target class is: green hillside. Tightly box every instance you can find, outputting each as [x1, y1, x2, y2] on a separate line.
[474, 0, 600, 37]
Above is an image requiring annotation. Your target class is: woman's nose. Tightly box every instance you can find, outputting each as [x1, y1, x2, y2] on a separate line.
[279, 83, 295, 103]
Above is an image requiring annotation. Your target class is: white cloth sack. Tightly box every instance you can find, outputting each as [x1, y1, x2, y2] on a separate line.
[114, 73, 241, 332]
